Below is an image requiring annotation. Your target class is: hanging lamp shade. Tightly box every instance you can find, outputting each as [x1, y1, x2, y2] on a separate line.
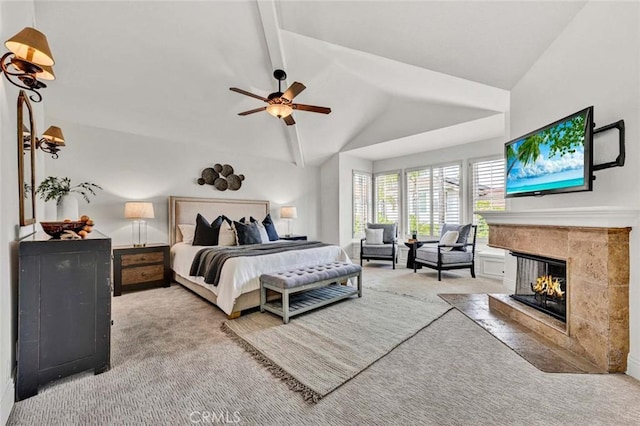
[42, 126, 65, 146]
[5, 27, 55, 66]
[36, 64, 55, 81]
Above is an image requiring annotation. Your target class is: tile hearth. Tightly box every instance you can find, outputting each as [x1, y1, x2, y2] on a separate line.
[439, 294, 605, 374]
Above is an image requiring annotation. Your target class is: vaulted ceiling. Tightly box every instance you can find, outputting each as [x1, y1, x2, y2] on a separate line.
[33, 1, 586, 167]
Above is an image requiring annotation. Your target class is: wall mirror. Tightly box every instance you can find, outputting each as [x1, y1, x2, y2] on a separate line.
[18, 90, 36, 226]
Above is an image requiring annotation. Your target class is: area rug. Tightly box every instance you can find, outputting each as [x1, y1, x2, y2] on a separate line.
[222, 288, 452, 402]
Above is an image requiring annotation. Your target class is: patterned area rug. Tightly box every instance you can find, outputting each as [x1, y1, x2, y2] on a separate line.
[222, 288, 452, 402]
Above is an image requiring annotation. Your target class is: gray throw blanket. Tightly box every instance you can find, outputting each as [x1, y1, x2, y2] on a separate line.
[189, 241, 329, 286]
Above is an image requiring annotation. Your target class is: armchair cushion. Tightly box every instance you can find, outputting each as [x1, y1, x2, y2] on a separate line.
[441, 223, 472, 251]
[416, 246, 473, 265]
[362, 243, 398, 257]
[367, 223, 397, 244]
[365, 228, 384, 245]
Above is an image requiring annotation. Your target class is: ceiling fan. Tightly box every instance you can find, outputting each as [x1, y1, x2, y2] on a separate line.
[229, 69, 331, 126]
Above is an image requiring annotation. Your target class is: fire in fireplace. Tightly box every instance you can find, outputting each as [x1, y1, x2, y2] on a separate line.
[510, 252, 567, 322]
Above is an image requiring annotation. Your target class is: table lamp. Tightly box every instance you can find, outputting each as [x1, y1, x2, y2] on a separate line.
[280, 206, 297, 237]
[124, 201, 154, 247]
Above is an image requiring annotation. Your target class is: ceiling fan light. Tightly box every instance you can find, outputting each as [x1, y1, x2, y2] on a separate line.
[266, 103, 293, 118]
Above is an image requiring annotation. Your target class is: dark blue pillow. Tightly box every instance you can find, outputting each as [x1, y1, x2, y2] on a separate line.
[262, 213, 279, 241]
[233, 220, 262, 245]
[192, 214, 224, 246]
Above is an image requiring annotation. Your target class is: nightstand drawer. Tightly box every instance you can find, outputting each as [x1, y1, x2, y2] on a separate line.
[121, 251, 164, 266]
[122, 264, 165, 285]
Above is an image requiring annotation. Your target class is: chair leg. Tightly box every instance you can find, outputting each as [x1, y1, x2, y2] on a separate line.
[438, 269, 442, 281]
[471, 262, 476, 278]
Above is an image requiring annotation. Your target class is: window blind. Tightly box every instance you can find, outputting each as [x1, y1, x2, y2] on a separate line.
[352, 171, 372, 237]
[406, 164, 461, 238]
[472, 158, 505, 239]
[374, 172, 400, 224]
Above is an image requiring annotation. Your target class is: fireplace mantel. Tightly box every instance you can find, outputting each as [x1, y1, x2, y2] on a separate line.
[479, 206, 639, 228]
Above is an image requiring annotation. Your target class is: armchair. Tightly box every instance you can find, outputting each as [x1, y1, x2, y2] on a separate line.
[360, 223, 398, 269]
[413, 224, 477, 281]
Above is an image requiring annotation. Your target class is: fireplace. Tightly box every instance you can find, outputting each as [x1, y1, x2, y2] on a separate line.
[510, 252, 567, 322]
[482, 219, 630, 373]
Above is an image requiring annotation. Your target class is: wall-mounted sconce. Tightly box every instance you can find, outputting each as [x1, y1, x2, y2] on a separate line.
[0, 27, 55, 103]
[24, 126, 66, 159]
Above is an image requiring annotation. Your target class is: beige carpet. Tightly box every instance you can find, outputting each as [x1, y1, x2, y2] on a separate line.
[8, 266, 640, 425]
[223, 288, 451, 401]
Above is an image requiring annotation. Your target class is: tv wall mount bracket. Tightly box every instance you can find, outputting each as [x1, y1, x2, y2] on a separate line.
[592, 119, 625, 173]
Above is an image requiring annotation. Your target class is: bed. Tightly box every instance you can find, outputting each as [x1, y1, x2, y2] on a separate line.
[168, 196, 350, 318]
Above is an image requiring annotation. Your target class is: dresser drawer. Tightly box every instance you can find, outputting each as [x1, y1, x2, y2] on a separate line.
[121, 251, 164, 267]
[121, 264, 165, 285]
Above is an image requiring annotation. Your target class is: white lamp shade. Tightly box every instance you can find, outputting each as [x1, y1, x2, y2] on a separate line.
[124, 202, 155, 219]
[280, 206, 297, 219]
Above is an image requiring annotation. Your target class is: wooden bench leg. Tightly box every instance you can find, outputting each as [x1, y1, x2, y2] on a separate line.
[260, 280, 266, 313]
[282, 289, 290, 324]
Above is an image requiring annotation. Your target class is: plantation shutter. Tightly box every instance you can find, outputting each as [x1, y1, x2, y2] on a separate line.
[374, 172, 400, 224]
[472, 158, 506, 239]
[353, 171, 372, 237]
[433, 164, 461, 236]
[406, 168, 432, 237]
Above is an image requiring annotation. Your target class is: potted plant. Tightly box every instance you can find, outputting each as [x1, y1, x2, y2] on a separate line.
[36, 176, 102, 220]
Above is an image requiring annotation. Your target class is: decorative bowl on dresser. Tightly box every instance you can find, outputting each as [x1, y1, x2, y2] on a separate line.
[113, 244, 170, 296]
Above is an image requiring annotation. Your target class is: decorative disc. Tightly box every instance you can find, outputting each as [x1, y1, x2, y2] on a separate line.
[214, 177, 228, 191]
[221, 164, 234, 177]
[213, 163, 223, 173]
[227, 174, 242, 190]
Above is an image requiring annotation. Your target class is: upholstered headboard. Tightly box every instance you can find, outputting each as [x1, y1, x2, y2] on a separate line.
[168, 196, 270, 246]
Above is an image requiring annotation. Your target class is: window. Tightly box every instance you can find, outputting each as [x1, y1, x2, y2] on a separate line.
[406, 164, 461, 238]
[352, 171, 372, 237]
[374, 172, 400, 224]
[471, 158, 505, 239]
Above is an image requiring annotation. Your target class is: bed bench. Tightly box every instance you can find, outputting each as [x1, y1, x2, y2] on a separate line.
[259, 262, 362, 324]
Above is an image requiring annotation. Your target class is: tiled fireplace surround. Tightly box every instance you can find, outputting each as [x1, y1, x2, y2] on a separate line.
[486, 218, 630, 372]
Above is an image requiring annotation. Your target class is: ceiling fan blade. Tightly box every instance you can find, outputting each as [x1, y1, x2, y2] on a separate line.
[283, 115, 296, 126]
[238, 107, 266, 116]
[281, 82, 306, 101]
[292, 103, 331, 114]
[229, 87, 269, 102]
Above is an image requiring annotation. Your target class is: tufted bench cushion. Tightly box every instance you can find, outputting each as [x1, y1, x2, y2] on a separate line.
[260, 262, 362, 290]
[259, 261, 363, 324]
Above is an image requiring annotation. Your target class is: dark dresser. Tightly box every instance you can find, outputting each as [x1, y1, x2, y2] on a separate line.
[16, 231, 112, 401]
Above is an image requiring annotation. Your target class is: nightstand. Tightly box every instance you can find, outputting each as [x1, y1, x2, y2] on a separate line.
[113, 244, 170, 296]
[280, 235, 308, 241]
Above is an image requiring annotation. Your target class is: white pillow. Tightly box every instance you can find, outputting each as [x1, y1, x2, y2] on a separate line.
[178, 224, 195, 244]
[218, 221, 238, 246]
[255, 221, 270, 244]
[365, 228, 384, 245]
[439, 230, 459, 252]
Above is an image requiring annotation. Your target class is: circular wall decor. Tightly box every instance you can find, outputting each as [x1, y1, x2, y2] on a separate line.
[197, 164, 245, 191]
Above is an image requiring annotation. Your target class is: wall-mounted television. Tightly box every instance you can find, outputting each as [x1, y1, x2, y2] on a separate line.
[505, 106, 593, 198]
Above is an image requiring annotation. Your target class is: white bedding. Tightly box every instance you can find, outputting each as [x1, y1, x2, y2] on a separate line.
[170, 242, 351, 315]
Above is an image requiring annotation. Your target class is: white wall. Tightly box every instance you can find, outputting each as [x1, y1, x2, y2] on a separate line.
[509, 1, 640, 378]
[320, 154, 340, 245]
[0, 2, 48, 422]
[42, 120, 322, 246]
[319, 153, 373, 251]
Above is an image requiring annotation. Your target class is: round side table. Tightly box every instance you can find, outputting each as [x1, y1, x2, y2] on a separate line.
[404, 241, 424, 269]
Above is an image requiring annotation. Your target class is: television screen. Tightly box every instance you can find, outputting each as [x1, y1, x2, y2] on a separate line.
[505, 106, 593, 198]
